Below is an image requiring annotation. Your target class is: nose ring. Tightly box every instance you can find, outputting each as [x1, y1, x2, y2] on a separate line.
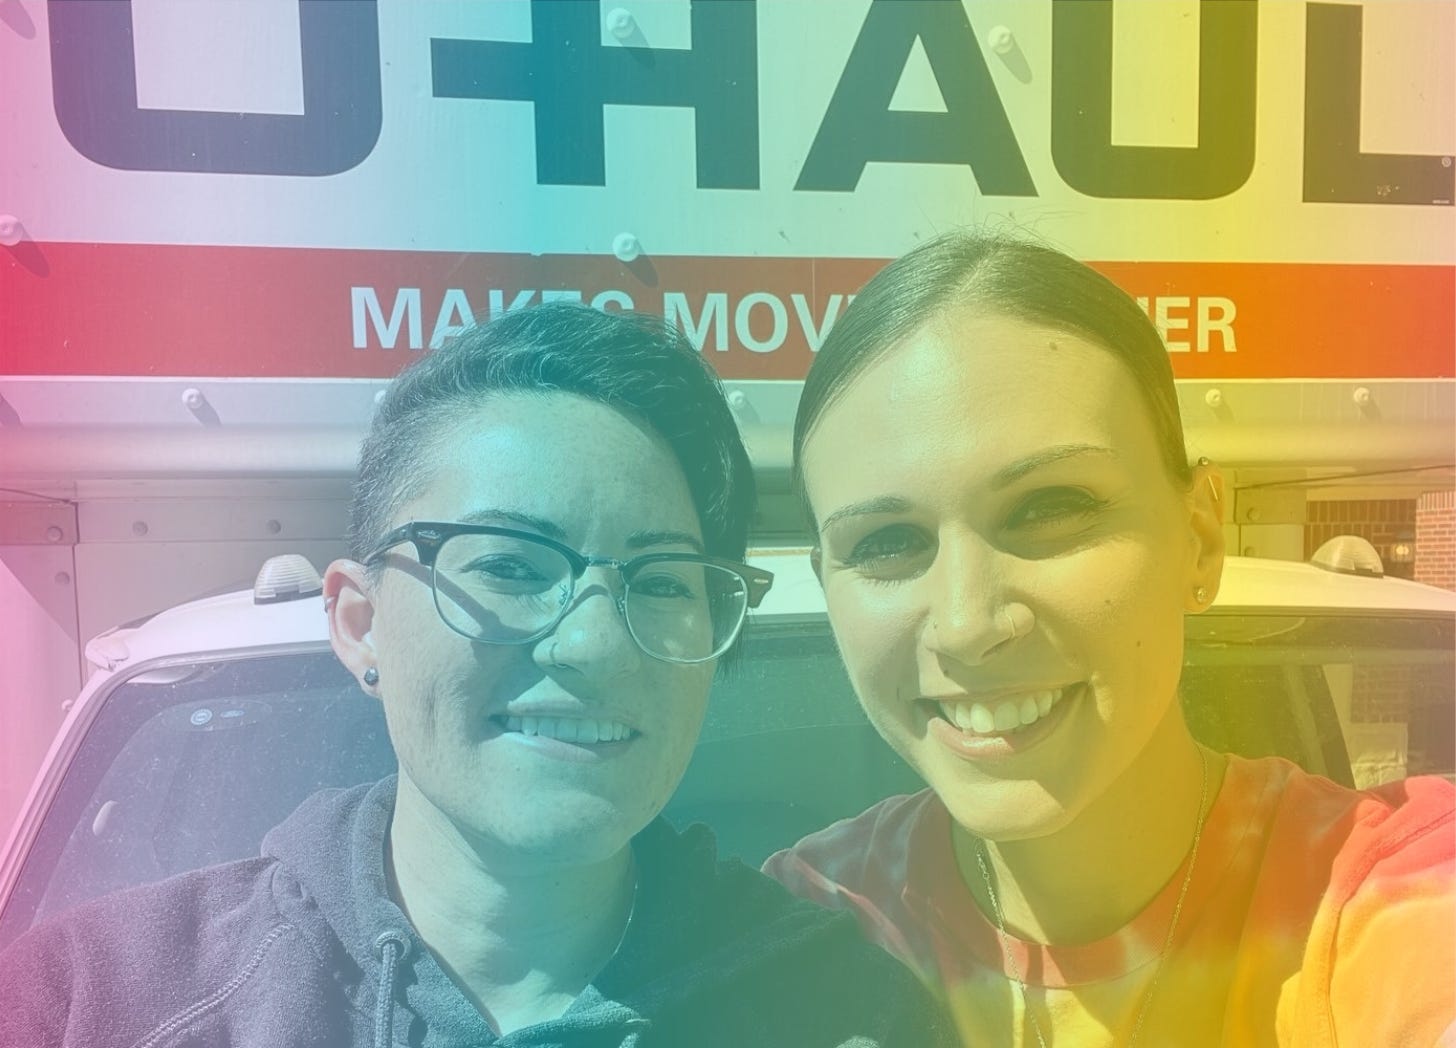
[1000, 603, 1034, 641]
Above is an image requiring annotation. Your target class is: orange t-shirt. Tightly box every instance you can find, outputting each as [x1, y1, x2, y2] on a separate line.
[765, 757, 1455, 1047]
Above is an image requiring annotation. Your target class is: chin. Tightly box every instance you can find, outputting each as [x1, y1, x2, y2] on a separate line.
[916, 756, 1077, 843]
[482, 794, 655, 864]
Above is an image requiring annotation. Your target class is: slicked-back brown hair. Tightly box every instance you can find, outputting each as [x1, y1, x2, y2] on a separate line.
[792, 231, 1192, 525]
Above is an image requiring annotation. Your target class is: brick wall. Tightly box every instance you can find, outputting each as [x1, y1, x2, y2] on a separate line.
[1415, 490, 1456, 591]
[1305, 499, 1418, 580]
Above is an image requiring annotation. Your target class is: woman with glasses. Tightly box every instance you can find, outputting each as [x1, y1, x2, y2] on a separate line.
[766, 232, 1455, 1046]
[0, 303, 952, 1048]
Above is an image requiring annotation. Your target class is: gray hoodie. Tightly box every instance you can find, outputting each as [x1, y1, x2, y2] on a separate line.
[0, 778, 955, 1047]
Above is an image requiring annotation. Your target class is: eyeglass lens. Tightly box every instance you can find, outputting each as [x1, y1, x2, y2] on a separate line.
[429, 532, 748, 661]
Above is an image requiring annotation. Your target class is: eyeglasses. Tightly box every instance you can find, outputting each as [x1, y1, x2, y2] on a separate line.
[364, 521, 774, 664]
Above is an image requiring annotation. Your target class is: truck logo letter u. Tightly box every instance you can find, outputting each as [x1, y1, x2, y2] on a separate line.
[49, 0, 382, 176]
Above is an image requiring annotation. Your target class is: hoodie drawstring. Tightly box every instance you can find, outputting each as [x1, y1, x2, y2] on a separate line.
[619, 1016, 651, 1046]
[373, 930, 410, 1048]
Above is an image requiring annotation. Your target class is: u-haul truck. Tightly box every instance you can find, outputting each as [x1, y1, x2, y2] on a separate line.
[1, 0, 1453, 833]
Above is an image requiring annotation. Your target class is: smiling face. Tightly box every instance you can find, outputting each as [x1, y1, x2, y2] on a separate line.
[345, 392, 715, 865]
[800, 310, 1222, 841]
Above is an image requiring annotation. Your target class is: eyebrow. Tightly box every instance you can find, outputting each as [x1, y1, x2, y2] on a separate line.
[626, 529, 705, 555]
[989, 444, 1119, 488]
[818, 495, 913, 534]
[454, 511, 704, 555]
[815, 445, 1118, 533]
[457, 508, 568, 541]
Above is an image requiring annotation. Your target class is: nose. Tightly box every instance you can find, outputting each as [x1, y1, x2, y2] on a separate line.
[533, 569, 643, 679]
[921, 532, 1021, 666]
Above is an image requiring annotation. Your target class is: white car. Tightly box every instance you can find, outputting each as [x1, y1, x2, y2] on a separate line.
[1, 545, 1452, 949]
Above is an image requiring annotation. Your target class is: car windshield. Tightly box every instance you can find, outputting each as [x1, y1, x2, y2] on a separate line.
[1185, 611, 1455, 788]
[1, 612, 1451, 949]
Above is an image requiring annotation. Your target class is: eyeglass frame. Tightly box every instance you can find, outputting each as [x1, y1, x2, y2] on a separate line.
[363, 520, 774, 664]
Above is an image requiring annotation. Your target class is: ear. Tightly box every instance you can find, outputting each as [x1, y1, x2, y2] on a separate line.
[325, 558, 379, 692]
[1185, 460, 1227, 611]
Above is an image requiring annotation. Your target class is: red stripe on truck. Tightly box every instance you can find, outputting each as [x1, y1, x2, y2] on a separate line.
[2, 244, 1451, 381]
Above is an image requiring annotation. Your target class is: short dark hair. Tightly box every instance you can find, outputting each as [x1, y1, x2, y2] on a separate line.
[349, 303, 756, 568]
[792, 231, 1192, 523]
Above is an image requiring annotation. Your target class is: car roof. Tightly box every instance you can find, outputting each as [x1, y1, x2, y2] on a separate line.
[1212, 555, 1456, 613]
[85, 550, 1456, 676]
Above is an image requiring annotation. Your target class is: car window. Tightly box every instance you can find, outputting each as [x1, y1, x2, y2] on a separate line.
[1, 652, 386, 943]
[1186, 612, 1455, 788]
[2, 612, 1452, 948]
[0, 625, 920, 948]
[671, 624, 924, 863]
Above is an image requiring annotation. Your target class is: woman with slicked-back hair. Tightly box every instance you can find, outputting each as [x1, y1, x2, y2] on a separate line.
[767, 232, 1455, 1046]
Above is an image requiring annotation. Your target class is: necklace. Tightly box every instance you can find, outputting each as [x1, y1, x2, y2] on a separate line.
[607, 853, 640, 961]
[973, 748, 1210, 1048]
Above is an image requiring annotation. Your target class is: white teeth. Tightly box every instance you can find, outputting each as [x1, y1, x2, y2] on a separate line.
[993, 702, 1021, 732]
[499, 716, 632, 743]
[940, 688, 1066, 737]
[947, 703, 975, 732]
[969, 704, 996, 734]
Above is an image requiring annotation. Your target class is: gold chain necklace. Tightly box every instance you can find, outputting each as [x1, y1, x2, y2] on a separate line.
[974, 748, 1210, 1048]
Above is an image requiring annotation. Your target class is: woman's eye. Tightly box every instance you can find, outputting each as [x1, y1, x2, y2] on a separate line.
[1007, 488, 1106, 529]
[634, 573, 696, 600]
[463, 555, 547, 582]
[841, 525, 931, 574]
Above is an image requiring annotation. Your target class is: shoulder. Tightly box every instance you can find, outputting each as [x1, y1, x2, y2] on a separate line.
[763, 790, 936, 904]
[1, 855, 291, 968]
[1240, 759, 1456, 1041]
[1347, 772, 1454, 855]
[1281, 762, 1450, 925]
[1323, 772, 1454, 1043]
[1230, 757, 1453, 933]
[748, 918, 958, 1048]
[0, 858, 322, 1048]
[1249, 757, 1454, 882]
[630, 819, 957, 1046]
[759, 791, 946, 977]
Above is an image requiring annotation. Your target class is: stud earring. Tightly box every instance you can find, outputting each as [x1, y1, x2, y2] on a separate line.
[363, 667, 379, 687]
[1194, 586, 1208, 605]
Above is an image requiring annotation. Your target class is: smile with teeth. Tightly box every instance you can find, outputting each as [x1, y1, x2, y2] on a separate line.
[938, 688, 1065, 736]
[498, 715, 635, 744]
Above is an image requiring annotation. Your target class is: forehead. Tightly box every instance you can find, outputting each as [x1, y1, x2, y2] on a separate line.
[400, 392, 701, 537]
[802, 310, 1166, 497]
